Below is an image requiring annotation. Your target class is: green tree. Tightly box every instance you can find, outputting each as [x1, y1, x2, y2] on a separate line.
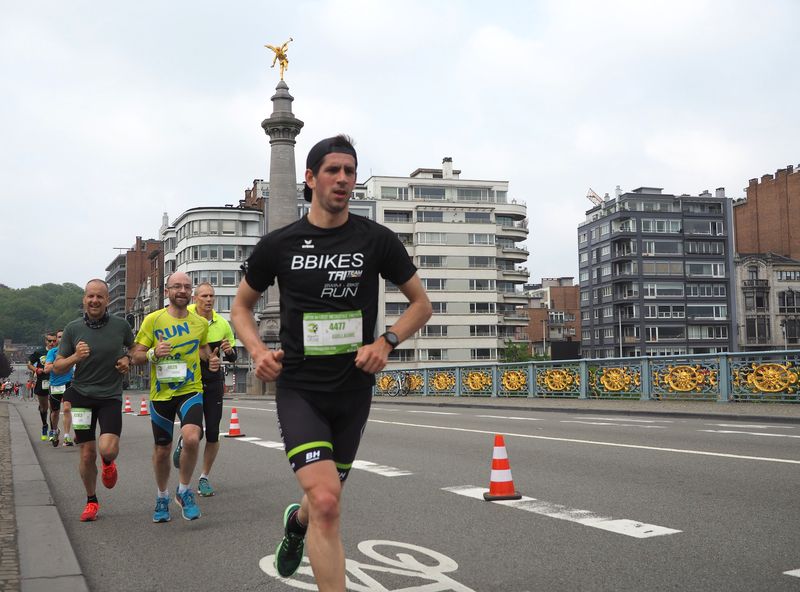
[0, 283, 83, 346]
[500, 339, 537, 363]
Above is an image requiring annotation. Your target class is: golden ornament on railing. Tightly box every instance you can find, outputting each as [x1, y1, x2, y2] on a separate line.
[501, 370, 527, 391]
[377, 374, 396, 393]
[431, 371, 456, 391]
[463, 370, 491, 391]
[660, 365, 706, 392]
[541, 368, 577, 391]
[599, 367, 637, 392]
[405, 373, 424, 392]
[746, 362, 798, 393]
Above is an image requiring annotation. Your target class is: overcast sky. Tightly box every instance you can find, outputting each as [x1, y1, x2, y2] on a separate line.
[2, 0, 798, 290]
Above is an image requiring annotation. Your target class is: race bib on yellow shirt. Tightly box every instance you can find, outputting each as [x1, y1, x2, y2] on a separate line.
[155, 360, 188, 383]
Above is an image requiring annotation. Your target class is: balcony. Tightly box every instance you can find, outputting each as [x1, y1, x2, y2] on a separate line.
[742, 279, 769, 288]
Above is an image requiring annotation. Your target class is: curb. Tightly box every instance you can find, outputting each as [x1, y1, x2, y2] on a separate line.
[9, 404, 89, 592]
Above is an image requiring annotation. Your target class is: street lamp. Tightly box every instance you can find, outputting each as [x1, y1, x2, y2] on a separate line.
[542, 318, 547, 358]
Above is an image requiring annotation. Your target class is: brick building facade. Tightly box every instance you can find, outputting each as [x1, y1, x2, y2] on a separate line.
[734, 165, 800, 258]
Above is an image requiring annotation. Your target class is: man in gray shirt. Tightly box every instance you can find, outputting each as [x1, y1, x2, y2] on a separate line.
[55, 279, 137, 522]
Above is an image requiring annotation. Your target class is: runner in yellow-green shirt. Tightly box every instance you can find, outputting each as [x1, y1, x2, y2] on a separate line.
[181, 282, 237, 497]
[130, 271, 220, 523]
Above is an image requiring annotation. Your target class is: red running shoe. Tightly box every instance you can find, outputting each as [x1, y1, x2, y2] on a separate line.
[80, 502, 99, 522]
[101, 461, 118, 489]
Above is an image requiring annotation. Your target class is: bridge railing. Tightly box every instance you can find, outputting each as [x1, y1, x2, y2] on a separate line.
[375, 351, 800, 403]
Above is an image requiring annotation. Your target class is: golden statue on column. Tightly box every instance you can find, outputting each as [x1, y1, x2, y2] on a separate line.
[265, 37, 293, 80]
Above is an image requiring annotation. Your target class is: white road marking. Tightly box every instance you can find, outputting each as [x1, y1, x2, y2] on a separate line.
[561, 420, 666, 429]
[706, 423, 796, 429]
[579, 417, 673, 423]
[699, 429, 800, 439]
[368, 418, 800, 465]
[260, 539, 476, 591]
[352, 460, 413, 477]
[443, 486, 681, 539]
[784, 568, 800, 578]
[232, 437, 413, 476]
[476, 415, 544, 421]
[407, 410, 459, 415]
[222, 404, 274, 411]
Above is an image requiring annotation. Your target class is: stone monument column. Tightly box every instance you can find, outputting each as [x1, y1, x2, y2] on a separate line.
[253, 80, 304, 394]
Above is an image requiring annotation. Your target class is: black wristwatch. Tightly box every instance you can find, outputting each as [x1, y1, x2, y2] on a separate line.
[380, 331, 400, 350]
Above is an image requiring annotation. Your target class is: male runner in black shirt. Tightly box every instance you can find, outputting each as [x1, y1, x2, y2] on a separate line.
[232, 135, 431, 590]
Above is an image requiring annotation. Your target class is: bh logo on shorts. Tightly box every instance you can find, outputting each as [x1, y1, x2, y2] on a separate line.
[305, 450, 321, 464]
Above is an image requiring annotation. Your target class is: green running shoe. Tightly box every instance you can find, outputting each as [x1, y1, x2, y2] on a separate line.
[274, 503, 305, 578]
[197, 477, 214, 497]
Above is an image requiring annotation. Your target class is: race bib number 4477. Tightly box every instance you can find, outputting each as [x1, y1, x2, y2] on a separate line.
[303, 311, 363, 356]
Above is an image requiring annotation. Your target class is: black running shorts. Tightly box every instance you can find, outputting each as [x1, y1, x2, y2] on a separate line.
[275, 386, 372, 482]
[149, 392, 204, 446]
[64, 387, 122, 444]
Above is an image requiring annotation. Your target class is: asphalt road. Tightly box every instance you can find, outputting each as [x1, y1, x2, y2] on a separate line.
[17, 397, 800, 591]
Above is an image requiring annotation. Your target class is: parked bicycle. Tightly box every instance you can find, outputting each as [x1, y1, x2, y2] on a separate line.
[376, 371, 423, 397]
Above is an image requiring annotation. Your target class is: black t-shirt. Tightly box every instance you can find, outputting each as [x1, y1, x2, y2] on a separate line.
[244, 214, 417, 391]
[29, 349, 49, 390]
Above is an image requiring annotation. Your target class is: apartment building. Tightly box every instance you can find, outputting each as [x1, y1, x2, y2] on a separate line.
[578, 187, 736, 358]
[104, 236, 163, 316]
[362, 158, 530, 366]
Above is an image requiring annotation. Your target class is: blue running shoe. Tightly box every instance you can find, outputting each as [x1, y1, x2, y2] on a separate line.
[172, 436, 182, 469]
[153, 496, 171, 523]
[175, 487, 200, 521]
[274, 503, 305, 577]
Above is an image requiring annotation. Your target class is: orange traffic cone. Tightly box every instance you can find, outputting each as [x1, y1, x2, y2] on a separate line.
[223, 407, 245, 438]
[123, 396, 133, 414]
[483, 434, 522, 501]
[137, 397, 150, 416]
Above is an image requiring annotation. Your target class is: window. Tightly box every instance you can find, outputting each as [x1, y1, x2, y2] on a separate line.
[688, 326, 728, 340]
[418, 210, 443, 222]
[685, 241, 724, 255]
[641, 219, 681, 233]
[221, 220, 236, 235]
[686, 283, 726, 297]
[385, 302, 409, 315]
[221, 271, 237, 286]
[414, 186, 445, 200]
[746, 317, 770, 344]
[385, 211, 412, 223]
[384, 281, 399, 292]
[422, 349, 447, 361]
[381, 186, 409, 200]
[388, 349, 415, 362]
[686, 262, 725, 277]
[645, 326, 685, 342]
[222, 246, 236, 260]
[215, 295, 232, 312]
[641, 261, 683, 275]
[579, 232, 588, 244]
[641, 240, 681, 255]
[457, 188, 489, 202]
[431, 302, 447, 314]
[470, 348, 495, 360]
[469, 256, 495, 268]
[419, 256, 445, 268]
[417, 232, 446, 245]
[465, 211, 491, 223]
[579, 252, 589, 265]
[581, 290, 589, 302]
[421, 325, 448, 337]
[468, 233, 495, 245]
[469, 279, 495, 291]
[643, 282, 684, 298]
[397, 233, 413, 246]
[470, 325, 497, 337]
[779, 290, 800, 313]
[423, 278, 446, 291]
[686, 305, 727, 319]
[777, 270, 800, 281]
[471, 302, 496, 313]
[684, 220, 724, 236]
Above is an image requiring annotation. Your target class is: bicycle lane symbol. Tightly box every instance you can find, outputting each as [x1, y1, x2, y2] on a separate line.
[259, 539, 477, 591]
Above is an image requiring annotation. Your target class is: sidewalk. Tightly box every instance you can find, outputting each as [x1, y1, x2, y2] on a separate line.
[1, 402, 88, 592]
[1, 395, 797, 591]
